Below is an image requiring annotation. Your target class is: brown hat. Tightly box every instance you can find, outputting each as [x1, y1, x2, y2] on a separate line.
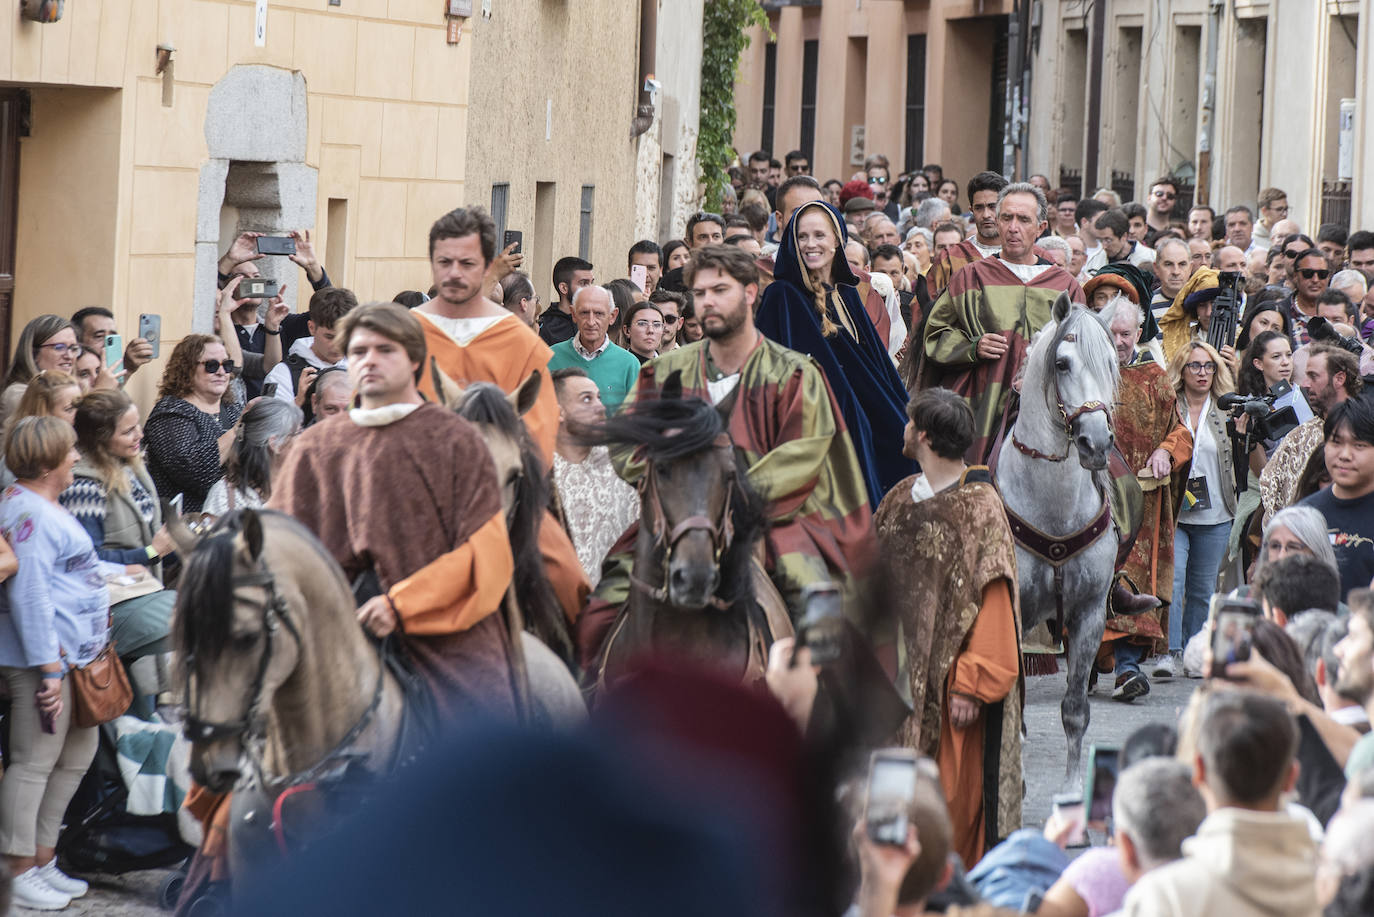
[1082, 273, 1138, 304]
[843, 196, 876, 214]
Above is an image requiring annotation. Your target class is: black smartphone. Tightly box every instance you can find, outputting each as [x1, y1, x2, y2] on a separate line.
[138, 313, 161, 359]
[262, 382, 279, 398]
[503, 230, 522, 254]
[1210, 597, 1262, 678]
[1084, 744, 1121, 824]
[865, 749, 918, 846]
[255, 235, 297, 256]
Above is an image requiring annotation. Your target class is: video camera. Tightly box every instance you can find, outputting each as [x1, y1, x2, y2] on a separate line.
[1218, 381, 1302, 443]
[1307, 316, 1366, 356]
[1206, 271, 1245, 352]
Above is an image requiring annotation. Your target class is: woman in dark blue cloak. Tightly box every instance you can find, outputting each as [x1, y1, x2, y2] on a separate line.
[755, 199, 915, 506]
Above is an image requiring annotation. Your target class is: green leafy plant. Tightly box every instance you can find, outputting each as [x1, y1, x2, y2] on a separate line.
[699, 0, 770, 212]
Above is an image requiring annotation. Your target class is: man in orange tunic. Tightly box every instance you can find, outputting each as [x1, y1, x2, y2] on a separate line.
[412, 207, 587, 621]
[874, 387, 1022, 867]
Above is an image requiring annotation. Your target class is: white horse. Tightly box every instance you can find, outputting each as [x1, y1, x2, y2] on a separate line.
[997, 293, 1123, 785]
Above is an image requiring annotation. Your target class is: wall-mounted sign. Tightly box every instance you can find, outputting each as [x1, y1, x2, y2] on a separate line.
[255, 0, 268, 47]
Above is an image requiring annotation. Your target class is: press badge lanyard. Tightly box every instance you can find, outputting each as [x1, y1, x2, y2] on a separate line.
[1182, 397, 1214, 512]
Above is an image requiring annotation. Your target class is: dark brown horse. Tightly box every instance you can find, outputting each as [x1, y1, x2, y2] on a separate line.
[585, 374, 774, 686]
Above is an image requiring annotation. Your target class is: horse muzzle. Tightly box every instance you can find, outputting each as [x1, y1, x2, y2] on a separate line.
[666, 531, 722, 610]
[1070, 413, 1113, 471]
[190, 742, 244, 793]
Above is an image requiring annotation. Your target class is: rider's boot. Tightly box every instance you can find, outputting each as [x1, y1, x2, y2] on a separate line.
[1110, 580, 1161, 617]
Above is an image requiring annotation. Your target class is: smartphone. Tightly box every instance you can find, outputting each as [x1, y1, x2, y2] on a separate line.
[503, 230, 522, 254]
[1084, 744, 1121, 825]
[104, 332, 124, 369]
[237, 277, 280, 301]
[795, 582, 844, 666]
[865, 749, 918, 846]
[262, 382, 279, 399]
[1210, 598, 1261, 678]
[138, 313, 162, 359]
[255, 235, 297, 256]
[630, 264, 648, 292]
[1051, 792, 1087, 847]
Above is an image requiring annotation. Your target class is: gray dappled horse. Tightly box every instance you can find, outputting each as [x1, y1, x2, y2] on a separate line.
[996, 294, 1123, 785]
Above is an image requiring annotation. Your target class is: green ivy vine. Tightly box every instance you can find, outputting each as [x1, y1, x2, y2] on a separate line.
[699, 0, 770, 212]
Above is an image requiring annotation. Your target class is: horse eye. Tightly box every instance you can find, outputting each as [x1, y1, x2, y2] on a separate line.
[1055, 357, 1070, 372]
[233, 633, 259, 650]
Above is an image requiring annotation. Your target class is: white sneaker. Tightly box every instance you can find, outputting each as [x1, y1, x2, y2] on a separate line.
[37, 858, 88, 898]
[1148, 654, 1177, 678]
[12, 866, 72, 910]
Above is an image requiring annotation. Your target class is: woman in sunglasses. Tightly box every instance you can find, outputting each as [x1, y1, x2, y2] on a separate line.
[143, 334, 245, 513]
[1, 315, 82, 427]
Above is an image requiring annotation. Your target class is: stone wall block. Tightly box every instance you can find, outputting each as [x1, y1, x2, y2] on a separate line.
[204, 66, 309, 163]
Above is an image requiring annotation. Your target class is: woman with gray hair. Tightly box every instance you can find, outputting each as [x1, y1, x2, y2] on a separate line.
[1255, 505, 1340, 577]
[202, 398, 302, 515]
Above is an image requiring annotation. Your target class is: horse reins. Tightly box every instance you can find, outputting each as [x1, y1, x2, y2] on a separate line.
[628, 433, 738, 611]
[184, 565, 390, 790]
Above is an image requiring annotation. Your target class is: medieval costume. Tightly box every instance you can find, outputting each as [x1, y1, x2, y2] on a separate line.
[754, 200, 915, 507]
[918, 256, 1084, 464]
[1100, 354, 1192, 663]
[927, 238, 999, 299]
[1258, 416, 1325, 527]
[414, 308, 590, 621]
[552, 446, 639, 588]
[270, 403, 518, 720]
[1158, 269, 1225, 366]
[875, 466, 1022, 867]
[576, 336, 877, 669]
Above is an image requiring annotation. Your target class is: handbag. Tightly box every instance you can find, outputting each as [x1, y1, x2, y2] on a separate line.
[64, 641, 134, 728]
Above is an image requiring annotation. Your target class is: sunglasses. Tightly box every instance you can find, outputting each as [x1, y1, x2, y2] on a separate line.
[38, 342, 83, 357]
[1282, 249, 1302, 259]
[1184, 361, 1217, 374]
[661, 314, 678, 325]
[1297, 268, 1330, 280]
[1152, 190, 1177, 200]
[868, 176, 888, 185]
[201, 359, 237, 374]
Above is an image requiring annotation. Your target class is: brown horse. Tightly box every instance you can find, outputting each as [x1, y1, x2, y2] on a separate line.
[584, 375, 777, 687]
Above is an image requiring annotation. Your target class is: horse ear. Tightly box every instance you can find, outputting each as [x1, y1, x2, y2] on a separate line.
[1095, 294, 1125, 330]
[240, 509, 265, 562]
[1052, 291, 1073, 323]
[429, 358, 466, 408]
[509, 370, 542, 418]
[163, 507, 201, 556]
[661, 370, 683, 401]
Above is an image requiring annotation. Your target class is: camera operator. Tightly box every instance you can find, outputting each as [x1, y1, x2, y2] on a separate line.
[1169, 341, 1240, 670]
[1159, 269, 1240, 373]
[1236, 330, 1298, 467]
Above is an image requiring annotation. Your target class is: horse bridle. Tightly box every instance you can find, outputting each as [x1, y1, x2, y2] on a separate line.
[184, 569, 299, 748]
[184, 564, 388, 789]
[629, 433, 738, 610]
[1011, 331, 1113, 463]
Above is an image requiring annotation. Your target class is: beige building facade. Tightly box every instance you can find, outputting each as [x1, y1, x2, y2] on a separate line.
[733, 0, 1020, 194]
[1026, 0, 1374, 232]
[0, 0, 474, 411]
[464, 0, 705, 304]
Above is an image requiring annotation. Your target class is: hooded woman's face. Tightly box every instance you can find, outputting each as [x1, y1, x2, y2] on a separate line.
[796, 210, 839, 274]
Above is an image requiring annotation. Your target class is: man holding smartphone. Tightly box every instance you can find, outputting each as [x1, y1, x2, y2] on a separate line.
[71, 307, 153, 379]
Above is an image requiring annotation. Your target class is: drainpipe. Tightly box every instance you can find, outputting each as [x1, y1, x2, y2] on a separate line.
[1196, 0, 1222, 208]
[631, 0, 657, 138]
[1083, 0, 1106, 191]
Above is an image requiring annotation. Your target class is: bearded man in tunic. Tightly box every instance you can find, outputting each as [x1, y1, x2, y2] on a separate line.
[271, 302, 518, 720]
[874, 387, 1022, 867]
[577, 245, 877, 669]
[918, 184, 1084, 463]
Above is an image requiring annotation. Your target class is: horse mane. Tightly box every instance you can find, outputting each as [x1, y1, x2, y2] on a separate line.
[580, 395, 724, 461]
[1032, 305, 1120, 404]
[173, 509, 345, 664]
[456, 384, 575, 667]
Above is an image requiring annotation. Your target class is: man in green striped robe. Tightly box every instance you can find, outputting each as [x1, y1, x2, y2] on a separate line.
[575, 245, 878, 670]
[917, 184, 1086, 464]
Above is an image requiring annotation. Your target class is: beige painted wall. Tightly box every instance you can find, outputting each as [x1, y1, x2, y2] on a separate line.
[463, 2, 641, 304]
[4, 0, 472, 410]
[732, 0, 1015, 193]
